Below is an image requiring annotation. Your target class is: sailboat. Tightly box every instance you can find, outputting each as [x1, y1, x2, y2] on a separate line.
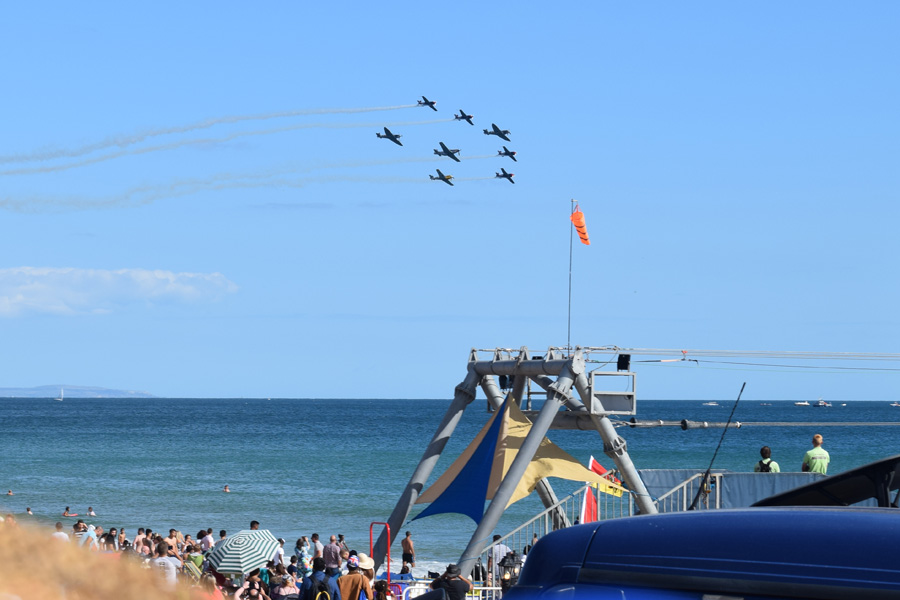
[55, 388, 64, 402]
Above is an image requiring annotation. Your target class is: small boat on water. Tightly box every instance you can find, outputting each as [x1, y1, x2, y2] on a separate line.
[891, 402, 900, 407]
[814, 399, 832, 407]
[55, 388, 64, 402]
[794, 400, 810, 406]
[702, 402, 719, 406]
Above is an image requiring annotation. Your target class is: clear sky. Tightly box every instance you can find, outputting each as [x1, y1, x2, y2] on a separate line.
[2, 2, 898, 400]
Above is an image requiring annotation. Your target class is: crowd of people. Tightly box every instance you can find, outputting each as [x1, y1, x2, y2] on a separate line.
[23, 517, 437, 600]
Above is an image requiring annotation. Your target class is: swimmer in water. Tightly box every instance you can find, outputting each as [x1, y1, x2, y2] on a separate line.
[224, 485, 230, 493]
[87, 507, 96, 516]
[6, 490, 12, 496]
[63, 507, 72, 516]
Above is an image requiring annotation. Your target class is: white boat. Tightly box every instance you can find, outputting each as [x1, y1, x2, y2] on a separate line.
[702, 402, 719, 406]
[794, 400, 810, 406]
[814, 399, 832, 407]
[891, 402, 900, 407]
[55, 388, 64, 402]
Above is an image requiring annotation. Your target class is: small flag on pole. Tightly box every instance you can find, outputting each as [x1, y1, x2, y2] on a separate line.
[570, 204, 590, 245]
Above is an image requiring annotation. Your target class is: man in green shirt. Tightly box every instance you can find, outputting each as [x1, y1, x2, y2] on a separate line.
[802, 434, 830, 474]
[754, 446, 780, 472]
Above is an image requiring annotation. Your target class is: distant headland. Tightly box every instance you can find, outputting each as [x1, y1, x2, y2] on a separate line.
[0, 385, 155, 398]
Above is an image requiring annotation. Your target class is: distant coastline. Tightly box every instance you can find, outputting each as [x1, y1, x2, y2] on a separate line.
[0, 385, 154, 398]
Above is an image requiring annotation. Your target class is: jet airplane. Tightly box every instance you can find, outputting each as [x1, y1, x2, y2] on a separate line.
[429, 169, 454, 186]
[495, 168, 515, 184]
[417, 96, 437, 111]
[433, 142, 461, 162]
[497, 146, 517, 162]
[454, 109, 474, 125]
[376, 127, 403, 146]
[483, 123, 511, 142]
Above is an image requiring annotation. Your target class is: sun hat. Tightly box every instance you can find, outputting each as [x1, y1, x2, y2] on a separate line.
[357, 553, 375, 570]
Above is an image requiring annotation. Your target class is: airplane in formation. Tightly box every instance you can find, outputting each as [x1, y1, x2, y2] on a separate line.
[497, 146, 517, 162]
[495, 168, 515, 184]
[417, 96, 437, 111]
[376, 127, 403, 146]
[454, 110, 474, 125]
[483, 123, 511, 142]
[433, 142, 461, 162]
[429, 169, 454, 186]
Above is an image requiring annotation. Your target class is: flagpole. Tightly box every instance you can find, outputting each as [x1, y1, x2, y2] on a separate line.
[567, 199, 574, 357]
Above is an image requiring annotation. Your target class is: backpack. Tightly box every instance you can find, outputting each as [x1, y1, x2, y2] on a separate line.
[758, 459, 772, 473]
[308, 574, 330, 600]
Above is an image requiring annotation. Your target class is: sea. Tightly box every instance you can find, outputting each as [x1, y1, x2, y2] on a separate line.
[1, 397, 898, 573]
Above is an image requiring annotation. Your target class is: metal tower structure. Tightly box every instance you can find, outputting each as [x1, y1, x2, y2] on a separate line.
[372, 346, 657, 576]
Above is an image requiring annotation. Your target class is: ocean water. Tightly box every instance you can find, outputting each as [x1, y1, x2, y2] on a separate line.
[1, 397, 897, 571]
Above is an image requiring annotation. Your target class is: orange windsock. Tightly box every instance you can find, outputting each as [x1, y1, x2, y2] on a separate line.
[570, 206, 590, 245]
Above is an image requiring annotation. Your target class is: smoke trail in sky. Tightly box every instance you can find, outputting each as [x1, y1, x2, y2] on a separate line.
[0, 119, 455, 177]
[0, 163, 434, 212]
[0, 104, 419, 165]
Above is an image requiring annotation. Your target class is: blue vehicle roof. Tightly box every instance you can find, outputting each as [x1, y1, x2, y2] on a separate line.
[511, 507, 900, 600]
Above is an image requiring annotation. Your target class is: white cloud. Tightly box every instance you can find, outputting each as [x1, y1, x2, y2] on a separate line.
[0, 267, 238, 317]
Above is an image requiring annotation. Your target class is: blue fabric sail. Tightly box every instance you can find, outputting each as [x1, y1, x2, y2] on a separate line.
[411, 398, 508, 524]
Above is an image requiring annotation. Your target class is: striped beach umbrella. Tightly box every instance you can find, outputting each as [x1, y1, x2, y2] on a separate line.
[208, 529, 279, 575]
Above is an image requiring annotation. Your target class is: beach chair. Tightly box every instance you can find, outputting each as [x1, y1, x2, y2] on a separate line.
[183, 560, 202, 583]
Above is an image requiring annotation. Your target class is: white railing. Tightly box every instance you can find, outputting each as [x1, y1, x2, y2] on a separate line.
[654, 472, 723, 512]
[403, 581, 502, 600]
[476, 482, 634, 585]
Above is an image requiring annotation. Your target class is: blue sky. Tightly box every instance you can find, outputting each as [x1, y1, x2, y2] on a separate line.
[2, 2, 898, 400]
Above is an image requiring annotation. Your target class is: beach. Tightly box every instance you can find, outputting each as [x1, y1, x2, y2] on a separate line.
[2, 397, 897, 571]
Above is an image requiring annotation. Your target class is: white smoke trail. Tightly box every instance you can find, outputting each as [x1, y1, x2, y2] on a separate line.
[0, 104, 419, 165]
[0, 119, 455, 177]
[0, 164, 434, 212]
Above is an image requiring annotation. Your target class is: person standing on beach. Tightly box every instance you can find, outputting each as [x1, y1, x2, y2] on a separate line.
[201, 528, 216, 552]
[274, 538, 287, 567]
[133, 528, 146, 551]
[51, 522, 69, 542]
[311, 533, 324, 560]
[401, 531, 415, 569]
[300, 557, 341, 600]
[337, 556, 371, 600]
[754, 446, 780, 473]
[323, 535, 342, 577]
[802, 434, 830, 474]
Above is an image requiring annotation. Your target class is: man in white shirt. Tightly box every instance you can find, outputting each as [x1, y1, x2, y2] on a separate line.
[51, 522, 69, 542]
[201, 529, 215, 552]
[273, 538, 286, 567]
[152, 541, 183, 589]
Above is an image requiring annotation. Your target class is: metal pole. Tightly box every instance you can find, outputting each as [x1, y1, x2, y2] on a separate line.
[457, 352, 583, 577]
[373, 366, 481, 570]
[480, 375, 505, 411]
[591, 414, 657, 515]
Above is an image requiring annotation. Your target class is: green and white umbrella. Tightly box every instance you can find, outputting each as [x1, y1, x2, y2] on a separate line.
[208, 529, 280, 575]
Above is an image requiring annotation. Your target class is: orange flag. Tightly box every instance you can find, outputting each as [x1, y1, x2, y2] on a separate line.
[570, 205, 590, 245]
